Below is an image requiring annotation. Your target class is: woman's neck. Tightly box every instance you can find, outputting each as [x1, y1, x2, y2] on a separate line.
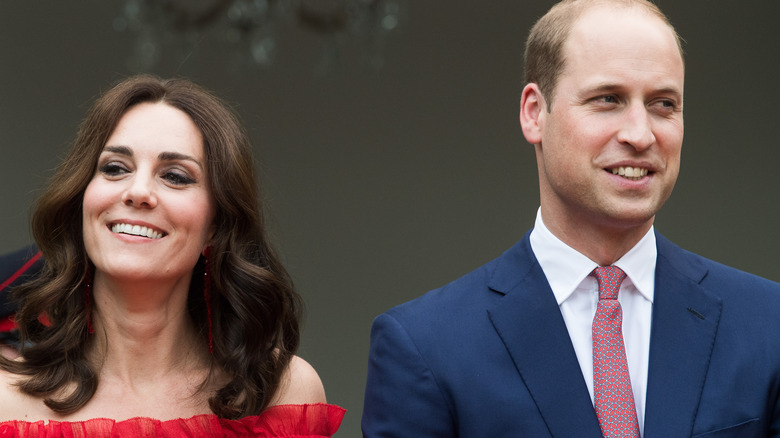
[88, 274, 211, 383]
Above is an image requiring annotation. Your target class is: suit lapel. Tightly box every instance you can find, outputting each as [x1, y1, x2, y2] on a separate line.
[486, 235, 604, 438]
[643, 233, 722, 437]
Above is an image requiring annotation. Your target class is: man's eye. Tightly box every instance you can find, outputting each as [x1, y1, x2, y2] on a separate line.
[652, 99, 679, 113]
[599, 95, 618, 104]
[163, 171, 195, 186]
[99, 162, 128, 176]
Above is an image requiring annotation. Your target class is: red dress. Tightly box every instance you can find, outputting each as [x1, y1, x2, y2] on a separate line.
[0, 404, 345, 437]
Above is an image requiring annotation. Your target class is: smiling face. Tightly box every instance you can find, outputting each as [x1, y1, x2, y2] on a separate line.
[521, 5, 684, 242]
[82, 102, 215, 285]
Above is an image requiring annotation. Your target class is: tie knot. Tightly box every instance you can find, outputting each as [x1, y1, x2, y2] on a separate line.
[592, 266, 626, 300]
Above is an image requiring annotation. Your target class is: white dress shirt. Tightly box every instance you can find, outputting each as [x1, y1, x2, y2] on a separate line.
[529, 208, 655, 436]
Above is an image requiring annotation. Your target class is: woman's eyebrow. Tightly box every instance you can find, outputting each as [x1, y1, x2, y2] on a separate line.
[101, 146, 202, 170]
[102, 145, 133, 156]
[158, 151, 203, 170]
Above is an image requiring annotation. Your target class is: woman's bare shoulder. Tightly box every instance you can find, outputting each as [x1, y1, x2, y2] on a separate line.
[270, 355, 326, 406]
[0, 368, 46, 421]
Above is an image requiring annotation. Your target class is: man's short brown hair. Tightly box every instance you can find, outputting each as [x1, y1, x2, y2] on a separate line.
[524, 0, 684, 109]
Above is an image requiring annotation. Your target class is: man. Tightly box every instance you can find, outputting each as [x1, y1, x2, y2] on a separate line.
[0, 245, 41, 357]
[362, 0, 780, 437]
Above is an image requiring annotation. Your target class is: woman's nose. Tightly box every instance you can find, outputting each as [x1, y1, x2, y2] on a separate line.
[121, 174, 157, 209]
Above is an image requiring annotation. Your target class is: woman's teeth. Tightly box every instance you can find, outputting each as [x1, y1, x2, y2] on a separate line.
[111, 223, 164, 239]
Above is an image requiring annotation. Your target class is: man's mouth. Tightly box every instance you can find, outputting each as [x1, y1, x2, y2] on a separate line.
[609, 166, 649, 181]
[110, 223, 166, 239]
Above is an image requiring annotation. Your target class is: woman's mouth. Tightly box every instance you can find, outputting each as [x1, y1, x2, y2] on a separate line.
[110, 223, 166, 239]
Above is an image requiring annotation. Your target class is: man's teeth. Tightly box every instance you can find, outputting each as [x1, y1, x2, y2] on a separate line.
[111, 223, 163, 239]
[610, 166, 649, 180]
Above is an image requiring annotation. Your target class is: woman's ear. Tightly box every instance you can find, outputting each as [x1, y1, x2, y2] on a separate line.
[519, 83, 546, 145]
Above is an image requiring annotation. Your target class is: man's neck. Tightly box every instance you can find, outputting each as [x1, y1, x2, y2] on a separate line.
[540, 208, 654, 266]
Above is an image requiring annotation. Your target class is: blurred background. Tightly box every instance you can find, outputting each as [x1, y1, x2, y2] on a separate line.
[1, 1, 778, 435]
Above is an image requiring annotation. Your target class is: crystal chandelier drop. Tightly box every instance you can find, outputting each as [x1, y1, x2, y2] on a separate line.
[113, 0, 402, 72]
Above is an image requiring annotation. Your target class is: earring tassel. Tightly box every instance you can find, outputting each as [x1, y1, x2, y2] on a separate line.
[204, 248, 214, 354]
[84, 266, 95, 335]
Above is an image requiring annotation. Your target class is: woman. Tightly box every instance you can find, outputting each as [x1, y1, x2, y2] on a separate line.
[0, 75, 344, 436]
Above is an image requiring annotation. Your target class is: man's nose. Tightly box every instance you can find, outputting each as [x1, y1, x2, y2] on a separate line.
[616, 103, 655, 151]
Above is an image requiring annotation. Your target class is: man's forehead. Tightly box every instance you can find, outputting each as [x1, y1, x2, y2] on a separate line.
[565, 5, 683, 60]
[562, 6, 684, 71]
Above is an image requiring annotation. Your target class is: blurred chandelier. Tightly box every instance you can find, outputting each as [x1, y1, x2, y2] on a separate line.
[113, 0, 402, 72]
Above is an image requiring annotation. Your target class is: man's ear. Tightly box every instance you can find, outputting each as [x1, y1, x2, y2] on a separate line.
[520, 83, 546, 145]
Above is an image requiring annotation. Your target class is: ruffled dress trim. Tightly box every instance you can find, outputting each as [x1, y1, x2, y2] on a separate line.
[0, 403, 345, 437]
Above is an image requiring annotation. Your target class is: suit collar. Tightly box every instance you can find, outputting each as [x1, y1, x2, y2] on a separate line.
[643, 231, 721, 437]
[529, 209, 657, 304]
[486, 231, 720, 437]
[487, 233, 604, 437]
[487, 231, 539, 295]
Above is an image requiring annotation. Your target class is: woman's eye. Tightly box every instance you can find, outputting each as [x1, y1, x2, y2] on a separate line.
[99, 162, 128, 177]
[163, 171, 195, 186]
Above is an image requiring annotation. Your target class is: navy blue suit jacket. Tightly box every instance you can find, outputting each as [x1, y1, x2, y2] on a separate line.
[363, 231, 780, 437]
[0, 245, 42, 319]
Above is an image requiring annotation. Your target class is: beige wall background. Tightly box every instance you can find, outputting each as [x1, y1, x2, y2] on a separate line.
[1, 1, 778, 435]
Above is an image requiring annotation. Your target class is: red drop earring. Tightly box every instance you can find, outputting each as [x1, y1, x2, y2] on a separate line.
[84, 264, 95, 335]
[203, 247, 214, 354]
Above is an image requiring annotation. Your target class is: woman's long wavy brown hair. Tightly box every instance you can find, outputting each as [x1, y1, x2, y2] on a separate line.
[0, 75, 302, 419]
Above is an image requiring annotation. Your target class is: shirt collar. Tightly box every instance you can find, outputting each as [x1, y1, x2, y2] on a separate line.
[529, 208, 656, 305]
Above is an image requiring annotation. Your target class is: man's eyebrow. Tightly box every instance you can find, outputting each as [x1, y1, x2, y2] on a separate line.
[585, 82, 682, 97]
[654, 86, 683, 97]
[581, 82, 623, 94]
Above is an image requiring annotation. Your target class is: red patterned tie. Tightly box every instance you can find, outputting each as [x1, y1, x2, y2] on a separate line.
[592, 266, 640, 438]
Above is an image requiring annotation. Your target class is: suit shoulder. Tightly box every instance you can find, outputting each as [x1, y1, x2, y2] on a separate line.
[386, 256, 501, 319]
[381, 236, 537, 327]
[681, 247, 776, 289]
[700, 257, 779, 302]
[659, 235, 779, 297]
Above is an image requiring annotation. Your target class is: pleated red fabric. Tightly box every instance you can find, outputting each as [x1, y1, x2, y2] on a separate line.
[0, 403, 345, 438]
